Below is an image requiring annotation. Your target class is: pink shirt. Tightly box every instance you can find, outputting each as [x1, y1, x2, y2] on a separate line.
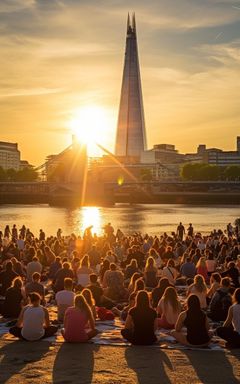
[63, 307, 88, 342]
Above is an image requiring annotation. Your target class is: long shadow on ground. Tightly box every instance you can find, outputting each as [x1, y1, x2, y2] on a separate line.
[183, 350, 240, 384]
[53, 343, 99, 384]
[0, 341, 50, 384]
[125, 346, 173, 384]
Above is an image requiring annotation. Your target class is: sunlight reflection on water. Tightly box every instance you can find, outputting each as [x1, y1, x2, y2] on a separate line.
[0, 204, 239, 236]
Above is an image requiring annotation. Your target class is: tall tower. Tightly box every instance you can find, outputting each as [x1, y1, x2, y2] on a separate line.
[115, 13, 147, 159]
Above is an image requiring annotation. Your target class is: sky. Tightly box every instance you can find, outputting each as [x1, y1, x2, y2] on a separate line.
[0, 0, 240, 165]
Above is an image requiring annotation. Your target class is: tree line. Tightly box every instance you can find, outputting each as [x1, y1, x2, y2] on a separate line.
[181, 163, 240, 181]
[0, 167, 38, 182]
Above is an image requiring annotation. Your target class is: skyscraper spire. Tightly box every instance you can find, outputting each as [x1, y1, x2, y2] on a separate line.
[115, 13, 147, 159]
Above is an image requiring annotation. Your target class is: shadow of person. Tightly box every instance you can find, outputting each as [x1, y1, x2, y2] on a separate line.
[183, 350, 239, 383]
[0, 340, 50, 384]
[53, 343, 98, 384]
[125, 346, 173, 384]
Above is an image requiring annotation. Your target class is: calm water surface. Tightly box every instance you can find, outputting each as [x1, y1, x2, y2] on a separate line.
[0, 204, 240, 237]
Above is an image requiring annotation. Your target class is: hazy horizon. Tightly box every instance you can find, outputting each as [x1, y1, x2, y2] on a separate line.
[0, 0, 240, 165]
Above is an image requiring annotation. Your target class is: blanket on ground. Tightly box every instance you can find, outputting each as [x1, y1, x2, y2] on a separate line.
[0, 318, 225, 351]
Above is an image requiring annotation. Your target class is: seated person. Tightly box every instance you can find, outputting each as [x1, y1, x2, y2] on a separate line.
[221, 262, 240, 288]
[180, 257, 196, 279]
[151, 277, 172, 309]
[2, 277, 24, 319]
[87, 274, 115, 309]
[9, 292, 58, 341]
[216, 288, 240, 348]
[25, 272, 45, 303]
[62, 294, 97, 342]
[53, 262, 74, 293]
[55, 278, 75, 322]
[76, 255, 93, 288]
[208, 277, 232, 322]
[207, 273, 221, 301]
[112, 293, 136, 321]
[144, 257, 158, 288]
[171, 294, 211, 347]
[104, 263, 128, 301]
[157, 287, 181, 329]
[121, 290, 158, 345]
[162, 259, 179, 285]
[187, 274, 207, 309]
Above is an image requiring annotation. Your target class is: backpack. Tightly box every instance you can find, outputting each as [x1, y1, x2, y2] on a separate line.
[213, 289, 232, 320]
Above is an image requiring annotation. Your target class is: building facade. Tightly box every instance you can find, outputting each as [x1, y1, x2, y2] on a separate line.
[115, 14, 147, 160]
[0, 142, 20, 170]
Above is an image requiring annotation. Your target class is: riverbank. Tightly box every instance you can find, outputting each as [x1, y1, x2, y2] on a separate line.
[0, 341, 239, 383]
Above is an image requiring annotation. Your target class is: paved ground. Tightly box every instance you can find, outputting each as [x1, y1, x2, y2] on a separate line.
[0, 341, 240, 383]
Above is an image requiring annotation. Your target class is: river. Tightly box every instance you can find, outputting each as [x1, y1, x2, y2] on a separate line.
[0, 204, 240, 237]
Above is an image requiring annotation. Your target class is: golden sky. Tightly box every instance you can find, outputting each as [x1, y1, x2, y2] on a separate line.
[0, 0, 240, 165]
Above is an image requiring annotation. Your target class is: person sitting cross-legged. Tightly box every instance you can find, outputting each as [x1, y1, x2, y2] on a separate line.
[9, 292, 58, 341]
[62, 294, 97, 343]
[121, 290, 158, 345]
[171, 294, 211, 347]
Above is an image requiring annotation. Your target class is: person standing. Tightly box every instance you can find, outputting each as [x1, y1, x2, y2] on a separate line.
[177, 222, 185, 241]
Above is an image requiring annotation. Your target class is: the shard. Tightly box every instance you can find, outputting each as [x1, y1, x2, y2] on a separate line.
[115, 13, 147, 159]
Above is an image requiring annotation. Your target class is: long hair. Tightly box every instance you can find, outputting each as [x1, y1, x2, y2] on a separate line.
[187, 294, 202, 314]
[196, 257, 207, 269]
[128, 272, 141, 291]
[135, 290, 151, 310]
[74, 294, 92, 319]
[80, 254, 90, 268]
[145, 256, 156, 271]
[133, 277, 145, 293]
[81, 288, 95, 307]
[162, 286, 180, 313]
[194, 274, 207, 293]
[12, 276, 23, 289]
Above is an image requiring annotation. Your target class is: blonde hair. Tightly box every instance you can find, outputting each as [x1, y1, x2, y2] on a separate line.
[194, 274, 207, 293]
[145, 256, 156, 271]
[162, 286, 181, 313]
[81, 288, 95, 307]
[74, 294, 92, 320]
[12, 276, 22, 289]
[196, 257, 207, 269]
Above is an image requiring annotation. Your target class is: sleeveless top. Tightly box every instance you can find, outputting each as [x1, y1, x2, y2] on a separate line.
[63, 307, 88, 342]
[232, 304, 240, 334]
[184, 310, 210, 345]
[21, 306, 45, 341]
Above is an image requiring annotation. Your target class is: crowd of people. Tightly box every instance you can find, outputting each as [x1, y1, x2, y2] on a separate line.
[0, 221, 240, 347]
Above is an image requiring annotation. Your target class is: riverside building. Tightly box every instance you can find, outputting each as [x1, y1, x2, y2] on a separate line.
[0, 141, 21, 170]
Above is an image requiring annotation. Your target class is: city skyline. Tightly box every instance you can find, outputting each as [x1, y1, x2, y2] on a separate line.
[0, 0, 240, 165]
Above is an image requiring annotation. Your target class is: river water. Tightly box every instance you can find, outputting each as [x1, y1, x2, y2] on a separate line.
[0, 204, 239, 237]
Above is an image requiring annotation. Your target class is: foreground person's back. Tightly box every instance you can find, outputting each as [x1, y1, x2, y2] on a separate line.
[121, 290, 157, 345]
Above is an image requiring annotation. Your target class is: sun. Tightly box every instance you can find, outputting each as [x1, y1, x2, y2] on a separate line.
[69, 105, 114, 154]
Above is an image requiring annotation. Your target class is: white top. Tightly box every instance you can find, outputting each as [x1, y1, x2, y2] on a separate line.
[232, 303, 240, 334]
[21, 306, 45, 341]
[56, 290, 75, 306]
[77, 267, 92, 287]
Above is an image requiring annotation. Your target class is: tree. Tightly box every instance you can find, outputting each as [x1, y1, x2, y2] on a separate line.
[223, 166, 240, 181]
